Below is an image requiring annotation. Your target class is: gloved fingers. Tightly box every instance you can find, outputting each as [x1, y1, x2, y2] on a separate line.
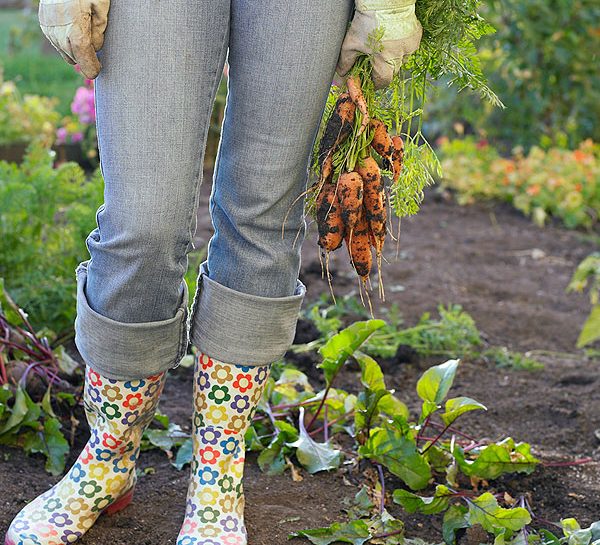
[336, 49, 360, 79]
[69, 18, 102, 79]
[370, 56, 396, 90]
[91, 24, 106, 52]
[336, 25, 363, 78]
[90, 0, 110, 51]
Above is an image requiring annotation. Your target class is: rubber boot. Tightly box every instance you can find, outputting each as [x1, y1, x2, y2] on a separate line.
[176, 351, 271, 545]
[4, 366, 167, 545]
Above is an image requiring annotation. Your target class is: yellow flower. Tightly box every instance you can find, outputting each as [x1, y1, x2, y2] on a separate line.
[194, 392, 207, 412]
[199, 488, 219, 505]
[106, 475, 127, 495]
[206, 405, 228, 424]
[0, 81, 16, 96]
[88, 463, 109, 480]
[229, 458, 244, 479]
[101, 385, 123, 402]
[75, 512, 97, 531]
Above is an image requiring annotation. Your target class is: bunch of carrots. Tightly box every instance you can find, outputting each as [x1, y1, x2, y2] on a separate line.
[281, 2, 499, 312]
[303, 57, 406, 308]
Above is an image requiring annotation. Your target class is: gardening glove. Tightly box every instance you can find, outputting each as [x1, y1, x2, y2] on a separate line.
[38, 0, 111, 79]
[336, 0, 423, 90]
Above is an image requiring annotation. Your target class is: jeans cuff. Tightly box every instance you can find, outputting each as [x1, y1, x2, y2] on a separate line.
[189, 260, 306, 366]
[74, 259, 189, 381]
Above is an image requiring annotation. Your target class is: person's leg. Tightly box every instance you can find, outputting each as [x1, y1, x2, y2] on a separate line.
[180, 1, 354, 543]
[5, 1, 230, 543]
[75, 0, 230, 381]
[189, 0, 355, 368]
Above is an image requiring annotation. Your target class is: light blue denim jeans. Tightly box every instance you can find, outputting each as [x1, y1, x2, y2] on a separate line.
[74, 0, 355, 380]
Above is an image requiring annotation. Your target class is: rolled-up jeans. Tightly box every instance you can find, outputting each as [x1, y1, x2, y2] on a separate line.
[73, 0, 355, 380]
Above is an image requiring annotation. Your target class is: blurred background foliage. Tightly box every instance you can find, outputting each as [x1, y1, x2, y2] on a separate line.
[426, 0, 600, 151]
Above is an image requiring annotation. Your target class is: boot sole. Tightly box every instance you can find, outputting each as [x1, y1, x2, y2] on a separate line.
[4, 486, 135, 545]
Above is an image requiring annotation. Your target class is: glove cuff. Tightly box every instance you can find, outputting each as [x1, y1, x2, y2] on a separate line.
[356, 0, 416, 12]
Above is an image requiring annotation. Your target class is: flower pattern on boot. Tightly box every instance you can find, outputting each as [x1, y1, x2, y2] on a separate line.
[5, 367, 167, 545]
[176, 352, 271, 545]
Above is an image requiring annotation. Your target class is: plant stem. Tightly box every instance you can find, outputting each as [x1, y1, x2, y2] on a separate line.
[420, 421, 453, 455]
[309, 410, 354, 437]
[372, 529, 404, 540]
[264, 403, 279, 436]
[428, 420, 479, 441]
[306, 384, 332, 431]
[0, 351, 7, 385]
[416, 414, 431, 445]
[542, 458, 593, 467]
[376, 463, 386, 514]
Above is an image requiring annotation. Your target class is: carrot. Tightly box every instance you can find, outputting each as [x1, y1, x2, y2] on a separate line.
[347, 75, 369, 136]
[336, 171, 364, 234]
[318, 93, 356, 169]
[345, 205, 372, 280]
[356, 156, 386, 256]
[316, 182, 345, 252]
[391, 135, 405, 183]
[369, 119, 394, 162]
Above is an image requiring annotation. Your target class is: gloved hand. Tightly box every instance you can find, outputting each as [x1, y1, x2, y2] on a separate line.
[336, 0, 423, 90]
[38, 0, 111, 79]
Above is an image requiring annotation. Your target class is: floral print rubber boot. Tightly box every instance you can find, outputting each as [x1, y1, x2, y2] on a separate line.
[176, 352, 271, 545]
[4, 366, 167, 545]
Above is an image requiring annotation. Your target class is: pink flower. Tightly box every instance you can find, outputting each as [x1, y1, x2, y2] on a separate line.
[71, 86, 96, 124]
[71, 131, 84, 143]
[56, 127, 68, 145]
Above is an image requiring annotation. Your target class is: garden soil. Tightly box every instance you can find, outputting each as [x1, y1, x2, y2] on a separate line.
[1, 175, 598, 543]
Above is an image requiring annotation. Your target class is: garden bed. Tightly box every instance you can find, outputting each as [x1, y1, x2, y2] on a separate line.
[0, 174, 597, 544]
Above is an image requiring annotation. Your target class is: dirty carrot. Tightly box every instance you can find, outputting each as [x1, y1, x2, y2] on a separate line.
[356, 156, 386, 256]
[316, 182, 345, 252]
[369, 118, 394, 162]
[336, 171, 364, 234]
[345, 205, 372, 281]
[318, 92, 356, 167]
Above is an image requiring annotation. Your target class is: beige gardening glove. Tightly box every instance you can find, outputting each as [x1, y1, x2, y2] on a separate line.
[336, 0, 423, 90]
[38, 0, 111, 79]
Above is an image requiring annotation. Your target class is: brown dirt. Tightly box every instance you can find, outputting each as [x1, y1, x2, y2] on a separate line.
[1, 177, 598, 543]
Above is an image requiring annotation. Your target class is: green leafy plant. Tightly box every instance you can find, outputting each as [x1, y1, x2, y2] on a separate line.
[296, 296, 541, 370]
[132, 314, 579, 545]
[0, 281, 77, 475]
[0, 385, 71, 475]
[481, 346, 545, 371]
[0, 139, 104, 339]
[567, 253, 600, 348]
[423, 1, 600, 151]
[284, 353, 547, 545]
